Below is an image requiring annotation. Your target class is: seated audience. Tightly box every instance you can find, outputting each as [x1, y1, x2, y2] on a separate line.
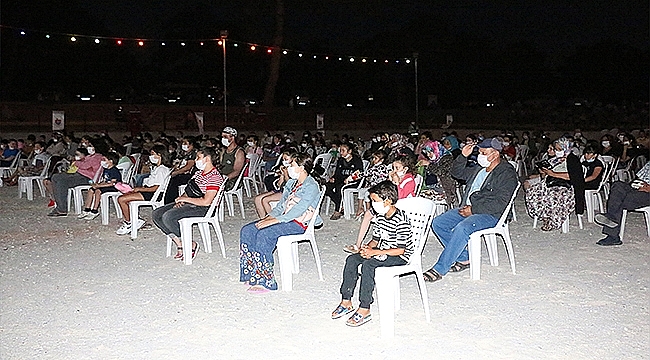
[219, 126, 246, 190]
[582, 145, 604, 190]
[254, 151, 294, 218]
[164, 137, 197, 204]
[78, 152, 122, 220]
[326, 143, 364, 221]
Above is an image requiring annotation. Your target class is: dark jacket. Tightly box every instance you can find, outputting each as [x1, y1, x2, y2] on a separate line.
[452, 154, 519, 220]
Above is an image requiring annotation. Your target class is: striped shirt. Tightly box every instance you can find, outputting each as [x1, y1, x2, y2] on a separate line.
[372, 208, 414, 262]
[191, 167, 224, 193]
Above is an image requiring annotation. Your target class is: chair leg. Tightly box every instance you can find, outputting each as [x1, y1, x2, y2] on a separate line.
[100, 196, 110, 225]
[130, 204, 140, 240]
[619, 210, 628, 241]
[375, 272, 395, 339]
[210, 219, 226, 258]
[291, 241, 300, 274]
[309, 239, 324, 281]
[197, 223, 212, 254]
[277, 240, 294, 292]
[415, 270, 431, 322]
[501, 227, 516, 275]
[532, 216, 538, 228]
[467, 234, 482, 280]
[180, 222, 193, 265]
[237, 193, 245, 219]
[485, 234, 499, 266]
[561, 217, 569, 233]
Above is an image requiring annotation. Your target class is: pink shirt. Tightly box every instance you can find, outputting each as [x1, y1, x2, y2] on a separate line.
[398, 173, 416, 199]
[76, 153, 103, 180]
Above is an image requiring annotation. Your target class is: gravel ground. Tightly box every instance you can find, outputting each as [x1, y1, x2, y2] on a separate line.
[0, 184, 648, 359]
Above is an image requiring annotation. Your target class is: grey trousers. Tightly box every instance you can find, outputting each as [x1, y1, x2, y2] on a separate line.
[152, 203, 209, 238]
[52, 172, 91, 213]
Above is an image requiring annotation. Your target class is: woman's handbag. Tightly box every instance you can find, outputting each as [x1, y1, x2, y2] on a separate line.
[184, 179, 205, 198]
[545, 176, 571, 188]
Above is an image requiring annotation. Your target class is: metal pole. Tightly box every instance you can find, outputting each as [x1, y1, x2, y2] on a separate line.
[221, 30, 228, 126]
[414, 52, 419, 127]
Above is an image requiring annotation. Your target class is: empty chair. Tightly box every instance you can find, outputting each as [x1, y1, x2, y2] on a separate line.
[374, 197, 435, 339]
[276, 187, 326, 291]
[242, 153, 263, 197]
[619, 206, 650, 241]
[467, 182, 520, 280]
[170, 184, 227, 265]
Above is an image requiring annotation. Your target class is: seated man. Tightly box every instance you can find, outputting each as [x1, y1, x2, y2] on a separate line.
[219, 126, 246, 191]
[594, 162, 650, 246]
[423, 137, 518, 282]
[0, 139, 20, 167]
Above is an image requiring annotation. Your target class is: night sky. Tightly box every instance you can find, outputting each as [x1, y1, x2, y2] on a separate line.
[1, 0, 648, 105]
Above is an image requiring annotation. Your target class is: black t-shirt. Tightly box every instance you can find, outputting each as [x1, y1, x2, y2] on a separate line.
[581, 158, 604, 190]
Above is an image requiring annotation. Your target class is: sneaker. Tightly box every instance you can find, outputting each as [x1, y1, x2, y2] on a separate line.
[85, 211, 100, 220]
[47, 199, 56, 208]
[47, 209, 67, 217]
[594, 213, 618, 228]
[596, 235, 623, 246]
[115, 222, 132, 235]
[78, 211, 91, 220]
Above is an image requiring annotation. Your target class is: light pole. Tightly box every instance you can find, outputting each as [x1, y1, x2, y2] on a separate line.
[414, 52, 419, 128]
[220, 30, 228, 125]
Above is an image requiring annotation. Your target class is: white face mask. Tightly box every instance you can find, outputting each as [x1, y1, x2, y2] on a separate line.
[371, 201, 390, 215]
[149, 155, 159, 165]
[100, 161, 109, 168]
[477, 153, 491, 167]
[87, 147, 95, 155]
[585, 157, 595, 163]
[574, 133, 581, 138]
[396, 170, 406, 177]
[75, 155, 81, 161]
[554, 150, 565, 158]
[287, 166, 300, 179]
[181, 144, 189, 152]
[623, 141, 630, 146]
[221, 138, 231, 147]
[502, 142, 510, 147]
[34, 149, 42, 154]
[247, 141, 255, 147]
[601, 141, 610, 148]
[195, 159, 206, 170]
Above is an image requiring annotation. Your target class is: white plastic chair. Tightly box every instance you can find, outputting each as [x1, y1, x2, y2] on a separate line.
[414, 174, 424, 196]
[18, 158, 51, 201]
[374, 197, 435, 339]
[221, 163, 248, 219]
[170, 184, 227, 265]
[515, 145, 529, 177]
[619, 206, 650, 241]
[0, 154, 21, 177]
[314, 153, 333, 180]
[276, 186, 326, 292]
[68, 167, 103, 214]
[242, 154, 263, 197]
[532, 212, 583, 233]
[584, 159, 613, 223]
[467, 182, 520, 280]
[130, 175, 171, 240]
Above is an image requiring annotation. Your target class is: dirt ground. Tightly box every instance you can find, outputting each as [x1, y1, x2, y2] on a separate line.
[0, 184, 648, 359]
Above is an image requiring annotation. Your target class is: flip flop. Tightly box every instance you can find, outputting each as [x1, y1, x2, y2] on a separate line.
[331, 304, 355, 319]
[343, 244, 359, 254]
[346, 311, 372, 327]
[247, 286, 271, 294]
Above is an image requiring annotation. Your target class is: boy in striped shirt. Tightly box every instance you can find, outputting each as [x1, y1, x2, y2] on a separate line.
[331, 180, 413, 327]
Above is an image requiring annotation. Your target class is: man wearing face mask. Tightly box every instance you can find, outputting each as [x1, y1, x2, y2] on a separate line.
[422, 137, 518, 282]
[219, 126, 246, 191]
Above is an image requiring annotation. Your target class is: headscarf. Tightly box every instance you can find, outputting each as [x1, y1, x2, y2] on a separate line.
[444, 136, 460, 151]
[421, 140, 443, 163]
[389, 133, 409, 149]
[548, 137, 572, 167]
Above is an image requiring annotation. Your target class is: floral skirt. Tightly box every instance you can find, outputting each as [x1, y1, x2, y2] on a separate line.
[525, 182, 575, 231]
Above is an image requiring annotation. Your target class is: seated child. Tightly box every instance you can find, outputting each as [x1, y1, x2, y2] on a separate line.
[78, 152, 122, 220]
[331, 180, 413, 327]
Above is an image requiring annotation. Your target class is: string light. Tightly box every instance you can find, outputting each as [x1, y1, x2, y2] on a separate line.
[3, 26, 415, 65]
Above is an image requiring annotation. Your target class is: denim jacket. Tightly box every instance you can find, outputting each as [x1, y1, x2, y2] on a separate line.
[269, 175, 323, 225]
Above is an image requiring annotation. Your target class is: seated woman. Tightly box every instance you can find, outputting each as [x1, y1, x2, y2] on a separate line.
[115, 145, 172, 235]
[2, 141, 50, 186]
[152, 147, 225, 261]
[524, 137, 585, 231]
[582, 144, 604, 190]
[240, 153, 322, 293]
[254, 151, 295, 218]
[163, 137, 197, 204]
[343, 153, 417, 253]
[418, 140, 457, 207]
[326, 143, 364, 220]
[354, 150, 390, 218]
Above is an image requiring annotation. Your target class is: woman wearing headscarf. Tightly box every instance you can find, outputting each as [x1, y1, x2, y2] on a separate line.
[385, 133, 415, 162]
[417, 140, 457, 207]
[524, 137, 585, 231]
[441, 136, 461, 159]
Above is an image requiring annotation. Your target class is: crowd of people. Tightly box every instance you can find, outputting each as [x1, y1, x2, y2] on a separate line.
[1, 124, 649, 327]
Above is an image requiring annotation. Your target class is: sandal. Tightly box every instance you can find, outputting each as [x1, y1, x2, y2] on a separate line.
[247, 285, 271, 294]
[343, 244, 360, 254]
[191, 242, 199, 260]
[331, 304, 355, 319]
[346, 311, 372, 327]
[423, 269, 443, 283]
[173, 247, 183, 260]
[449, 262, 470, 273]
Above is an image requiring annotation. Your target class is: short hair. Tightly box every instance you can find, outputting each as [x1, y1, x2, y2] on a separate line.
[105, 151, 120, 165]
[294, 152, 313, 174]
[198, 146, 219, 166]
[76, 147, 89, 156]
[583, 144, 599, 155]
[372, 150, 387, 162]
[393, 154, 416, 174]
[151, 144, 172, 167]
[369, 180, 398, 204]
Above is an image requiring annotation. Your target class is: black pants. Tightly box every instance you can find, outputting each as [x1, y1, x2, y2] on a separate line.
[326, 180, 361, 212]
[602, 181, 650, 238]
[340, 253, 406, 309]
[164, 173, 193, 204]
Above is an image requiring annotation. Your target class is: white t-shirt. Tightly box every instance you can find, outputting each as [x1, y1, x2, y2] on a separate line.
[143, 165, 171, 187]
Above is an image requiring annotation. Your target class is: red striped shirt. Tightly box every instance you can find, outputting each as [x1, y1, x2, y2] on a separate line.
[191, 167, 224, 193]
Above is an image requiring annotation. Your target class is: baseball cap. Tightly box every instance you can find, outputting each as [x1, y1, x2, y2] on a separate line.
[477, 137, 503, 151]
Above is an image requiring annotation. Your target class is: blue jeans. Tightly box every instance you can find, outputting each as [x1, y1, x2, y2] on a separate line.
[431, 209, 498, 276]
